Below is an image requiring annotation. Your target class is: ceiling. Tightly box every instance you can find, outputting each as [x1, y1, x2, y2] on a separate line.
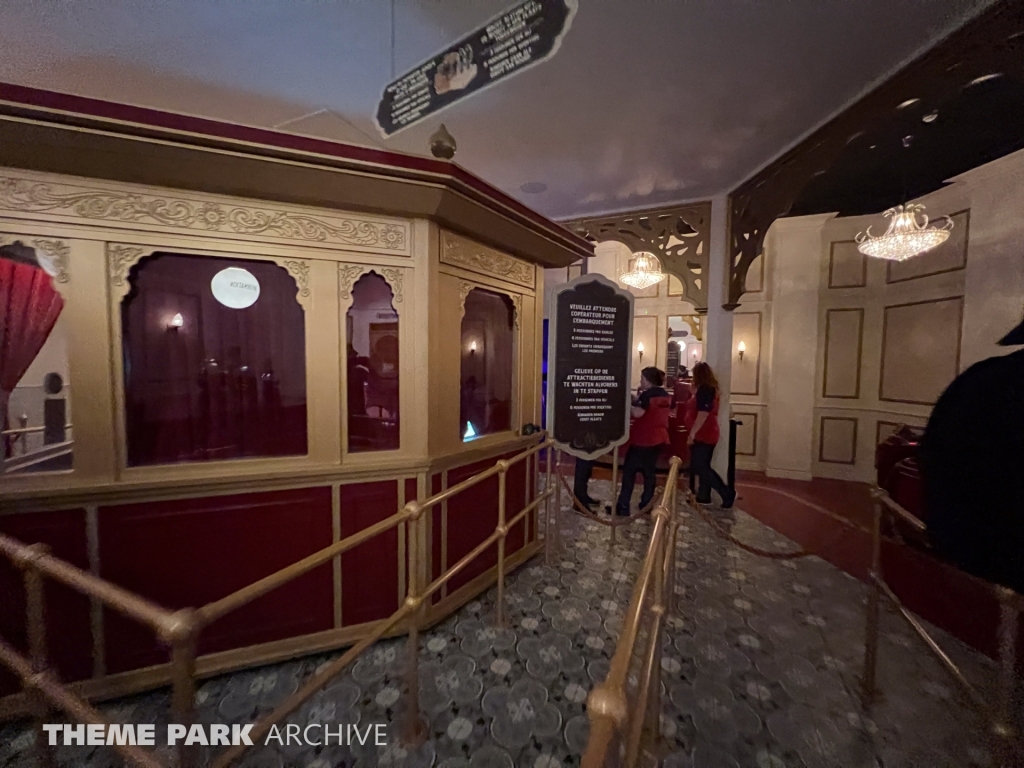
[0, 0, 993, 221]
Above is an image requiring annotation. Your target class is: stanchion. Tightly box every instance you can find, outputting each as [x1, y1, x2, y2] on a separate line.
[610, 445, 619, 546]
[404, 502, 427, 745]
[544, 444, 553, 565]
[727, 418, 742, 492]
[496, 460, 508, 628]
[167, 610, 198, 768]
[22, 545, 56, 768]
[862, 493, 883, 705]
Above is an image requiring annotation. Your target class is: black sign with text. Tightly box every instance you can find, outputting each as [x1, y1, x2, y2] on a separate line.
[548, 275, 633, 459]
[375, 0, 577, 137]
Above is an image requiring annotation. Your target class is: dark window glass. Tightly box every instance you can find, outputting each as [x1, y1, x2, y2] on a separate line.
[121, 253, 307, 466]
[460, 288, 514, 441]
[346, 272, 400, 453]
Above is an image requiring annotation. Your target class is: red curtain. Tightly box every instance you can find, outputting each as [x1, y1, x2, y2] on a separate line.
[0, 258, 65, 456]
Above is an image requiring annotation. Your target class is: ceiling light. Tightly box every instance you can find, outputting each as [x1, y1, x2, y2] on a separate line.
[856, 204, 953, 262]
[968, 73, 1002, 85]
[620, 251, 666, 290]
[897, 98, 920, 109]
[922, 111, 938, 123]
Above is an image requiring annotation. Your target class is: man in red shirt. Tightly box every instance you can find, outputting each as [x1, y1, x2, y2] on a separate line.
[615, 367, 671, 516]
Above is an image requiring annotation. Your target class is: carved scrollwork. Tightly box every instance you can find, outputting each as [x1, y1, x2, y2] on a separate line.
[339, 264, 364, 300]
[510, 293, 523, 329]
[282, 259, 311, 298]
[566, 202, 712, 311]
[379, 268, 404, 303]
[0, 235, 70, 284]
[441, 231, 535, 289]
[0, 175, 408, 252]
[108, 244, 148, 289]
[458, 280, 475, 316]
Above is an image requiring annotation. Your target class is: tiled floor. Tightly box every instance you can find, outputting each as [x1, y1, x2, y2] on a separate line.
[0, 479, 1014, 768]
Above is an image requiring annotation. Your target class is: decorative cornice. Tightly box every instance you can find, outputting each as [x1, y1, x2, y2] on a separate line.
[0, 175, 409, 253]
[441, 231, 535, 289]
[107, 244, 147, 288]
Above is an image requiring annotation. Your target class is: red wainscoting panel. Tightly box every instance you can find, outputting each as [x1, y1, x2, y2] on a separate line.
[99, 488, 334, 673]
[340, 480, 400, 626]
[446, 457, 499, 594]
[0, 509, 92, 696]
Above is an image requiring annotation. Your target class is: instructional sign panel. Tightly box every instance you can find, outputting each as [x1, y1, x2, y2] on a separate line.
[375, 0, 577, 137]
[547, 274, 634, 459]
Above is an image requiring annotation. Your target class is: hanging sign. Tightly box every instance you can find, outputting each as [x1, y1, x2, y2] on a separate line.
[211, 267, 260, 309]
[547, 274, 634, 460]
[374, 0, 577, 137]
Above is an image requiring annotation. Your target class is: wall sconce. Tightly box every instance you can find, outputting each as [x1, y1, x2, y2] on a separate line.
[469, 340, 477, 355]
[737, 340, 746, 361]
[637, 341, 644, 365]
[169, 313, 184, 331]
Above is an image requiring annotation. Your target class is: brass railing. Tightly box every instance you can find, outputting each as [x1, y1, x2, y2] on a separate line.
[582, 455, 683, 768]
[0, 436, 558, 768]
[863, 488, 1022, 765]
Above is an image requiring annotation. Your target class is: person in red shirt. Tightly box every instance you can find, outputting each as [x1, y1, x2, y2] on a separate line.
[615, 367, 671, 516]
[684, 362, 736, 508]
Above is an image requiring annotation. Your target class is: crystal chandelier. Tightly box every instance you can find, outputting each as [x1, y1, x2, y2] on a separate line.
[620, 251, 666, 289]
[855, 204, 952, 262]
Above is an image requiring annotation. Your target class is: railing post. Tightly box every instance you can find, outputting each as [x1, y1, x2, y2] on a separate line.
[545, 444, 554, 565]
[404, 502, 427, 746]
[21, 544, 56, 768]
[993, 588, 1018, 746]
[642, 521, 667, 751]
[862, 491, 884, 706]
[496, 460, 509, 629]
[166, 610, 199, 768]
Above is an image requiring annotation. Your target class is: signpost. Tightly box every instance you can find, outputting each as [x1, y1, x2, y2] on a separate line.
[547, 274, 634, 460]
[375, 0, 578, 137]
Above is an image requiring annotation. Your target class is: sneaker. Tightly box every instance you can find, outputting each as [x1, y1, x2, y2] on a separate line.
[721, 489, 737, 510]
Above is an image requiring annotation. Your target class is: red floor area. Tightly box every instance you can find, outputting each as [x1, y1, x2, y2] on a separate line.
[734, 470, 1022, 664]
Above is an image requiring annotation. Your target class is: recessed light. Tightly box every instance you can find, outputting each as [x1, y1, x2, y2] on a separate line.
[869, 144, 877, 149]
[520, 181, 547, 194]
[897, 98, 920, 109]
[922, 111, 938, 123]
[968, 73, 1002, 85]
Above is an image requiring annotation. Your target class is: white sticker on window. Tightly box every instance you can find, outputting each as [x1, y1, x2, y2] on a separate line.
[211, 267, 260, 309]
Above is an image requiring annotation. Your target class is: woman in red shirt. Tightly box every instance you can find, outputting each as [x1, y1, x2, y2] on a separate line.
[615, 367, 671, 516]
[684, 362, 736, 508]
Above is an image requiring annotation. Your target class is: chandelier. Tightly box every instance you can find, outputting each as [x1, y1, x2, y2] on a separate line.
[855, 204, 952, 262]
[620, 251, 666, 289]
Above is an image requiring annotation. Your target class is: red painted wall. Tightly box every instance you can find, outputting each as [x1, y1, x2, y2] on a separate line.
[0, 509, 92, 696]
[98, 488, 334, 673]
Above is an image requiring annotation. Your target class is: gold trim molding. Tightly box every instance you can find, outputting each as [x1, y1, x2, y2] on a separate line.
[0, 174, 409, 253]
[107, 243, 147, 297]
[441, 231, 535, 289]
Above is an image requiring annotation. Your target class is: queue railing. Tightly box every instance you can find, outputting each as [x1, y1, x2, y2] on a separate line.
[581, 455, 683, 768]
[0, 435, 558, 768]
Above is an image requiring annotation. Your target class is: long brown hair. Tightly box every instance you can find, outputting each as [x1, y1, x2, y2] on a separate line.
[691, 361, 719, 394]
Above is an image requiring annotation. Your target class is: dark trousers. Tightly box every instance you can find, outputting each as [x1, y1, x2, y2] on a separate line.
[689, 441, 730, 503]
[574, 459, 595, 503]
[616, 445, 662, 512]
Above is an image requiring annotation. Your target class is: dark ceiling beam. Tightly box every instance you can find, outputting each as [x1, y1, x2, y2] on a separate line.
[726, 0, 1024, 309]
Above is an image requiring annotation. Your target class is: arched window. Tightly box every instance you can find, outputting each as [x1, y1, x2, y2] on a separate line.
[346, 272, 400, 453]
[460, 288, 514, 441]
[121, 253, 307, 466]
